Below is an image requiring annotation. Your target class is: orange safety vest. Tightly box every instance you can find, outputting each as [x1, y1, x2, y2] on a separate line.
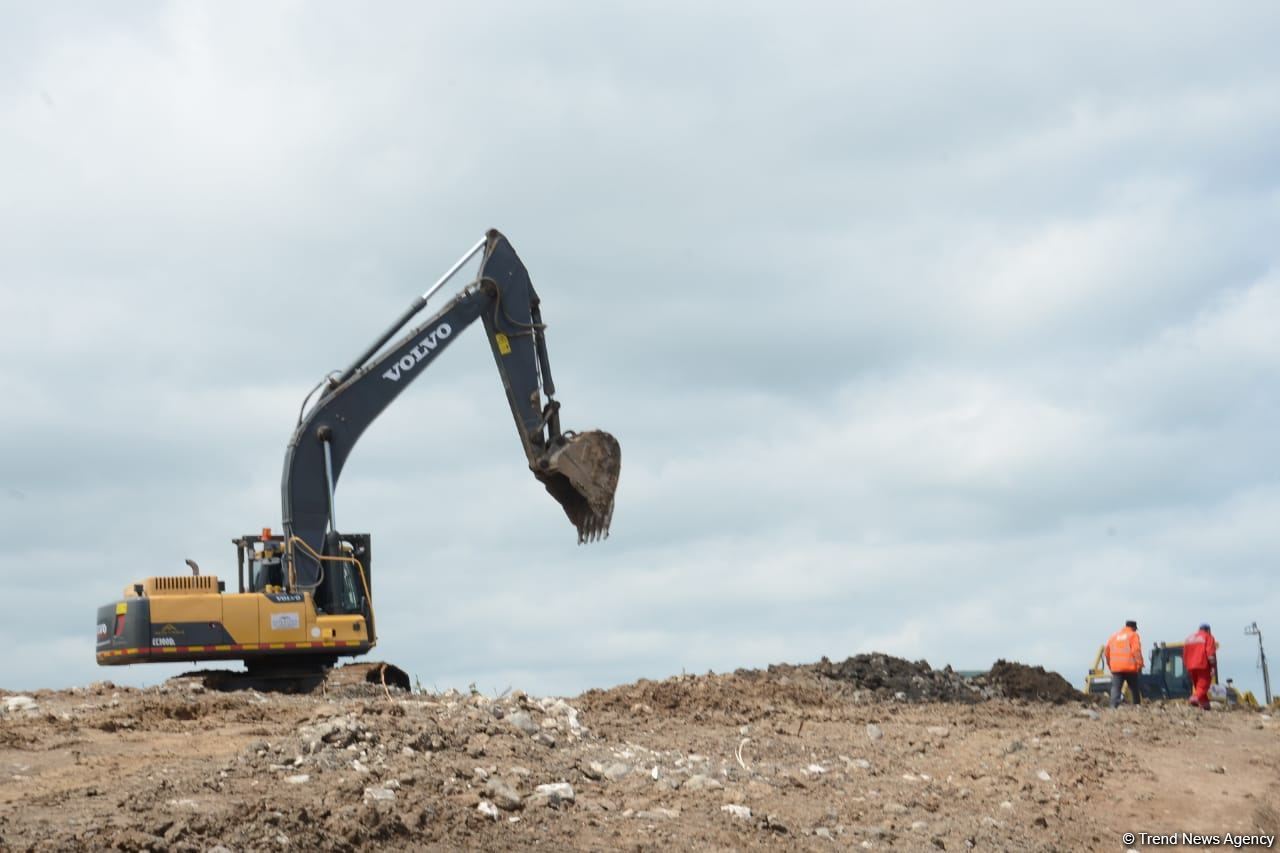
[1106, 628, 1143, 673]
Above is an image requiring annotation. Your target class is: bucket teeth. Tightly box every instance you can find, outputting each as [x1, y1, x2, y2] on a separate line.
[536, 430, 620, 544]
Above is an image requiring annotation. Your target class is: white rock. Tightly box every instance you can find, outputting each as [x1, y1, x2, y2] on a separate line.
[543, 698, 585, 733]
[807, 764, 827, 775]
[285, 775, 310, 785]
[926, 725, 950, 738]
[507, 711, 539, 736]
[1000, 800, 1013, 810]
[865, 723, 884, 741]
[636, 807, 680, 820]
[911, 820, 929, 831]
[477, 800, 499, 820]
[1036, 770, 1051, 782]
[2, 696, 38, 715]
[535, 782, 575, 805]
[363, 786, 396, 802]
[682, 774, 722, 791]
[485, 778, 524, 811]
[603, 762, 631, 781]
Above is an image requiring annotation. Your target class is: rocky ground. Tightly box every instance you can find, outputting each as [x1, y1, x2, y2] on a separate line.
[1, 655, 1277, 851]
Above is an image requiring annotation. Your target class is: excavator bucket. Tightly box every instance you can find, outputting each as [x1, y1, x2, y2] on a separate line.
[537, 430, 621, 543]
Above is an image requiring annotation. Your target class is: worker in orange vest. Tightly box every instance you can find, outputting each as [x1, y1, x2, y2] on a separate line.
[1183, 623, 1218, 710]
[1104, 620, 1144, 708]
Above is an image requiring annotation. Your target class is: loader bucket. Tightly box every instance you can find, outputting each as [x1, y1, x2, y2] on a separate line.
[536, 430, 621, 543]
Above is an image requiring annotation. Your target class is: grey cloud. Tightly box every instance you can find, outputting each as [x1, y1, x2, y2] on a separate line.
[2, 2, 1279, 699]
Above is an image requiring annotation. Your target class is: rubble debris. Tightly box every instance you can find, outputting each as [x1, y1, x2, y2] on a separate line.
[1, 651, 1270, 851]
[2, 695, 39, 715]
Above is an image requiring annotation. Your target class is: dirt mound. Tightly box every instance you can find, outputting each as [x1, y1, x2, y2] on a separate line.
[1, 663, 1275, 851]
[984, 659, 1083, 704]
[808, 653, 987, 702]
[578, 669, 838, 722]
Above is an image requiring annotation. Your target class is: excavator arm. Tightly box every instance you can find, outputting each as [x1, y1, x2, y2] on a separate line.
[281, 230, 620, 590]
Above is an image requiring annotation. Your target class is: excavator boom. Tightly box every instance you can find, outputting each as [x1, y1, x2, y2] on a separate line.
[282, 229, 620, 588]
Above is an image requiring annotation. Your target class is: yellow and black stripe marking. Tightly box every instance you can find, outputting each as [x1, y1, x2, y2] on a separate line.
[97, 639, 368, 663]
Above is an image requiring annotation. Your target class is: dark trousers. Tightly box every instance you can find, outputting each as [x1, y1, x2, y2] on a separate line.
[1110, 671, 1141, 707]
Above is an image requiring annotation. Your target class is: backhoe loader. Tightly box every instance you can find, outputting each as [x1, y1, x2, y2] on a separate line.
[95, 231, 620, 687]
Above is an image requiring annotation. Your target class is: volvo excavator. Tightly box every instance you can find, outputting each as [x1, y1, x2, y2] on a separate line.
[94, 231, 621, 688]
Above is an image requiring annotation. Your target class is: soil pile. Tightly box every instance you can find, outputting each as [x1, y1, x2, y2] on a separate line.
[807, 653, 987, 702]
[984, 659, 1084, 704]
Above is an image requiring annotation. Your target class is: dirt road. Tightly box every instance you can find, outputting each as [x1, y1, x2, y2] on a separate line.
[1, 657, 1276, 851]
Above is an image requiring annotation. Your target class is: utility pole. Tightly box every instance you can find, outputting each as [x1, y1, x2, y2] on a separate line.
[1245, 622, 1272, 705]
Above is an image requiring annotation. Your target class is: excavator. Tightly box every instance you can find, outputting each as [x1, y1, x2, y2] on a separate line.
[94, 230, 621, 688]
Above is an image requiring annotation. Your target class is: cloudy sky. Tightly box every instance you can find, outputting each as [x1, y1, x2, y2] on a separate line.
[2, 2, 1278, 699]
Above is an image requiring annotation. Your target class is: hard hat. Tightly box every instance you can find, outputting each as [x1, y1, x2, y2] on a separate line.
[1199, 623, 1211, 631]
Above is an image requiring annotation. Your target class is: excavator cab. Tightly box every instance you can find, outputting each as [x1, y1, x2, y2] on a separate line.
[236, 531, 372, 619]
[239, 534, 287, 593]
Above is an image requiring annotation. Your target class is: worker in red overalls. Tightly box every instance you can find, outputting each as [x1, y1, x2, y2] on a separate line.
[1183, 623, 1218, 710]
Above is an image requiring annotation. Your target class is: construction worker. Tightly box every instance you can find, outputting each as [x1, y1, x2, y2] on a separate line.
[1105, 620, 1144, 708]
[1183, 623, 1218, 710]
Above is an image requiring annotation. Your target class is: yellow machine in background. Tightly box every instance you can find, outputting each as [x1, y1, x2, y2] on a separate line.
[1084, 641, 1192, 701]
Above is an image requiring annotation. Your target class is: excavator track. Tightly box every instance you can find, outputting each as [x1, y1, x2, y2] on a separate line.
[175, 660, 411, 695]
